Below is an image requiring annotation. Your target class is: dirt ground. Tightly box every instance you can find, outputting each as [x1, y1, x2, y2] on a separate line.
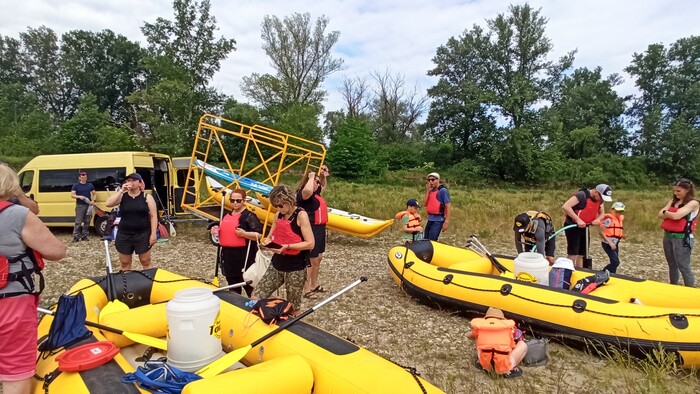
[35, 223, 700, 394]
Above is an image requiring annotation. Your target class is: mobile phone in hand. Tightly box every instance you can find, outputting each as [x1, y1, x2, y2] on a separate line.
[261, 241, 283, 250]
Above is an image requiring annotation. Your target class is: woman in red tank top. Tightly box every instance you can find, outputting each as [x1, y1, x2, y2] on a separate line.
[658, 179, 699, 287]
[217, 189, 262, 297]
[252, 185, 314, 314]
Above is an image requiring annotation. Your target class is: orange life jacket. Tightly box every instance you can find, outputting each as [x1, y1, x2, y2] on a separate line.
[394, 211, 421, 230]
[470, 317, 515, 374]
[425, 185, 446, 215]
[661, 205, 698, 234]
[313, 194, 328, 225]
[271, 208, 302, 255]
[601, 213, 624, 238]
[566, 189, 602, 224]
[219, 212, 247, 248]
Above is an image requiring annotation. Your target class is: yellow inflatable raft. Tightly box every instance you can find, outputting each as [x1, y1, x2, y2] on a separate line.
[388, 240, 700, 368]
[35, 268, 442, 393]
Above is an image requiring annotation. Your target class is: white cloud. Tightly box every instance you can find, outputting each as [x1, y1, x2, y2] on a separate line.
[1, 0, 698, 114]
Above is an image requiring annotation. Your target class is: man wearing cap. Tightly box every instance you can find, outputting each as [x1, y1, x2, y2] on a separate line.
[105, 173, 158, 270]
[467, 307, 527, 378]
[599, 202, 626, 273]
[562, 184, 612, 268]
[513, 211, 555, 263]
[423, 172, 451, 241]
[70, 171, 96, 242]
[395, 199, 423, 242]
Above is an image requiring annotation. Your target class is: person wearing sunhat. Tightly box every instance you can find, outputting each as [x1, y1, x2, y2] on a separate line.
[562, 184, 612, 268]
[599, 202, 626, 273]
[423, 172, 451, 241]
[395, 199, 423, 242]
[467, 307, 527, 378]
[70, 170, 96, 242]
[105, 173, 158, 270]
[513, 211, 556, 263]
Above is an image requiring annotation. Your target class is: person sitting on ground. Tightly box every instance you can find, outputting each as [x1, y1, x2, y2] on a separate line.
[395, 199, 423, 242]
[467, 307, 527, 378]
[513, 211, 555, 264]
[599, 202, 626, 273]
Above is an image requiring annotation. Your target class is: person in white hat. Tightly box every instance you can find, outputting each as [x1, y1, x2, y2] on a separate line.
[562, 184, 612, 268]
[423, 172, 451, 241]
[599, 202, 626, 273]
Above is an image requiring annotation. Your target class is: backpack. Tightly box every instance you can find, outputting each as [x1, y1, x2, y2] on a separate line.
[251, 298, 294, 325]
[549, 267, 573, 290]
[572, 271, 610, 294]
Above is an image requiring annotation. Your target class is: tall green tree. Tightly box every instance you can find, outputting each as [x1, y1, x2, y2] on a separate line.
[61, 30, 145, 123]
[326, 117, 377, 180]
[626, 36, 700, 178]
[134, 0, 236, 153]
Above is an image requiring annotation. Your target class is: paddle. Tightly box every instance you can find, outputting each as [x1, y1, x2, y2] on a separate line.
[469, 235, 510, 274]
[584, 225, 593, 269]
[39, 307, 168, 350]
[196, 276, 368, 378]
[212, 189, 227, 287]
[98, 238, 128, 322]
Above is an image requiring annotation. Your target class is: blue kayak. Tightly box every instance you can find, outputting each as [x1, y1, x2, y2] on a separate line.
[195, 160, 273, 195]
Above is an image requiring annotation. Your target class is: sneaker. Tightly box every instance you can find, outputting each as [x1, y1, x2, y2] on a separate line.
[72, 237, 80, 243]
[81, 237, 88, 241]
[503, 367, 523, 379]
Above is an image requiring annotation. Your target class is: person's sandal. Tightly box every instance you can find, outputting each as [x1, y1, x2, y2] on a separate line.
[503, 367, 522, 378]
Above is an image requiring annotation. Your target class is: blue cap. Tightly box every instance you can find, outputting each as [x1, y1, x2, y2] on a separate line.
[407, 199, 421, 208]
[125, 173, 143, 182]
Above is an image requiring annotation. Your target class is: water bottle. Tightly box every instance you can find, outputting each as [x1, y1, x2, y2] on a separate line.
[244, 300, 256, 308]
[211, 225, 220, 245]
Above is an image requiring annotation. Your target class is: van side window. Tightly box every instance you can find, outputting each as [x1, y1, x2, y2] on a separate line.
[135, 168, 153, 190]
[92, 168, 126, 191]
[19, 170, 34, 193]
[39, 168, 126, 192]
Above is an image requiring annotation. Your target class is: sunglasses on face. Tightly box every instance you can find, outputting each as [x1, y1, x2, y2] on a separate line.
[230, 199, 243, 203]
[274, 203, 286, 209]
[427, 178, 437, 182]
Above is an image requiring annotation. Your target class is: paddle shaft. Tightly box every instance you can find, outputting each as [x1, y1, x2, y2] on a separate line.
[197, 276, 368, 377]
[103, 239, 118, 301]
[469, 235, 509, 273]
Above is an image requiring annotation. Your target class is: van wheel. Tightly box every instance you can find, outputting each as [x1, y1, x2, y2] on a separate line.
[94, 216, 108, 237]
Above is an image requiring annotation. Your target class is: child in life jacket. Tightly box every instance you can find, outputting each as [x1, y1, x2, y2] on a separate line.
[467, 307, 527, 378]
[395, 199, 423, 242]
[599, 202, 626, 273]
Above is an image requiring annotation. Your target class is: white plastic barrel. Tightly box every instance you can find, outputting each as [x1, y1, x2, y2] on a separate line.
[514, 252, 550, 286]
[166, 288, 223, 371]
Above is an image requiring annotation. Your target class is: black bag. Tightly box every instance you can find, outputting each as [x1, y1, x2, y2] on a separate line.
[251, 298, 293, 325]
[572, 270, 610, 294]
[523, 338, 549, 366]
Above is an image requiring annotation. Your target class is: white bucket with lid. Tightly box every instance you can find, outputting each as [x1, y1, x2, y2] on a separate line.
[166, 288, 223, 371]
[514, 252, 549, 286]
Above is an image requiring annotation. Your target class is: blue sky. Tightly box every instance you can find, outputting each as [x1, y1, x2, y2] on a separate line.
[1, 0, 698, 113]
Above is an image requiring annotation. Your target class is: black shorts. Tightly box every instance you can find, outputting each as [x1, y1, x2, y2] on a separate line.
[309, 224, 326, 258]
[115, 231, 152, 255]
[564, 226, 588, 256]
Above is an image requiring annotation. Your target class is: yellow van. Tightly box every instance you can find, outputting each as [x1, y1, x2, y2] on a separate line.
[18, 152, 194, 235]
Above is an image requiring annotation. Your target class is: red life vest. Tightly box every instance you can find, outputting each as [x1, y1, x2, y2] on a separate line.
[601, 214, 624, 238]
[568, 189, 601, 224]
[271, 208, 302, 255]
[0, 201, 45, 295]
[313, 194, 328, 225]
[219, 212, 247, 248]
[394, 211, 421, 230]
[425, 185, 445, 215]
[470, 317, 516, 374]
[661, 205, 698, 233]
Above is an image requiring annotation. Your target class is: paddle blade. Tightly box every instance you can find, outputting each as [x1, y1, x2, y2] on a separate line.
[124, 332, 168, 351]
[196, 345, 251, 378]
[212, 277, 220, 287]
[98, 299, 129, 323]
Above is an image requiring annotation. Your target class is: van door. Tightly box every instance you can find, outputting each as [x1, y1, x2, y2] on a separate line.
[151, 157, 173, 216]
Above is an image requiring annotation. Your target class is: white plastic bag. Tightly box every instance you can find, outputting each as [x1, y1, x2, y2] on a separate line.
[243, 248, 272, 287]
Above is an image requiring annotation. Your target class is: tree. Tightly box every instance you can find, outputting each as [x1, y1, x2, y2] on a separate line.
[61, 30, 145, 123]
[241, 12, 342, 112]
[369, 69, 428, 144]
[326, 117, 377, 180]
[551, 67, 628, 157]
[338, 76, 370, 118]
